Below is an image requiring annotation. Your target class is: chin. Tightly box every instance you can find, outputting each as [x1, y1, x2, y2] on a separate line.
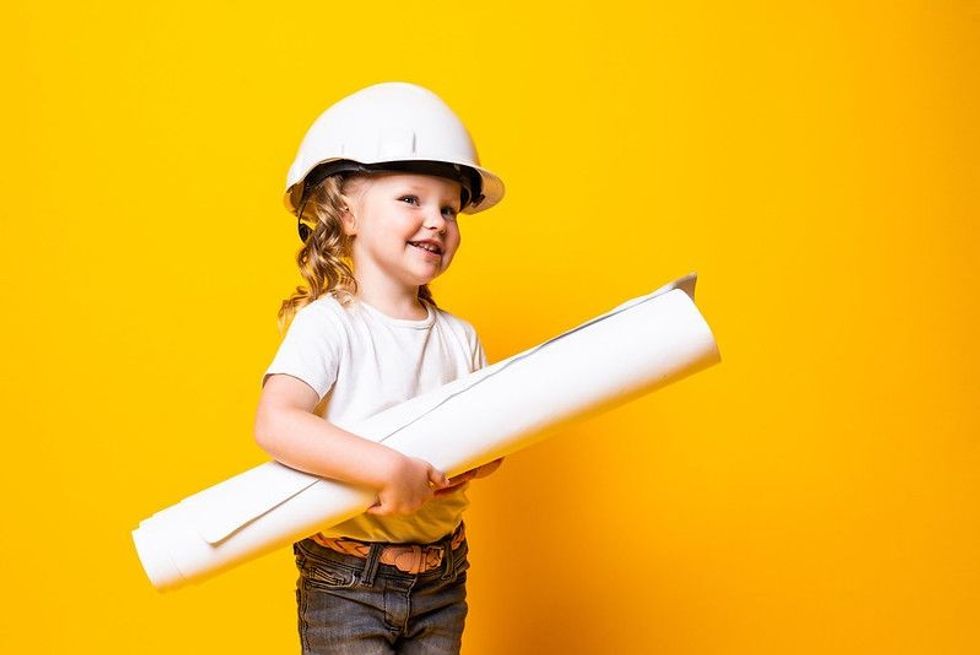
[404, 271, 438, 287]
[418, 265, 449, 283]
[417, 274, 442, 286]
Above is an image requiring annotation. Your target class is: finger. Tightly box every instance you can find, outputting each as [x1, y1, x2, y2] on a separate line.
[437, 475, 473, 494]
[429, 467, 450, 488]
[436, 477, 466, 493]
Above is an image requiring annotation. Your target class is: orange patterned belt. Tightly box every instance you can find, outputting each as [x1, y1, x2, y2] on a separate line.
[312, 522, 466, 575]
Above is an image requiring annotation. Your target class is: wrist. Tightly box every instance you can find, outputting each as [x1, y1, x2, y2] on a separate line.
[369, 446, 407, 488]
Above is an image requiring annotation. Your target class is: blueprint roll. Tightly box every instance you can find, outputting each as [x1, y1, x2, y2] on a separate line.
[133, 273, 721, 591]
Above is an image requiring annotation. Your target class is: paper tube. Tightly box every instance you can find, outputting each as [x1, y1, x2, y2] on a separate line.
[133, 273, 721, 591]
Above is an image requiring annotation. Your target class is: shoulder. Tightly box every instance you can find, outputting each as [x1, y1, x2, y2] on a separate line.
[297, 293, 354, 322]
[428, 301, 487, 370]
[428, 301, 480, 340]
[283, 293, 357, 337]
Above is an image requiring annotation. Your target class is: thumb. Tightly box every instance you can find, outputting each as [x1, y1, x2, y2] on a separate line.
[429, 467, 450, 488]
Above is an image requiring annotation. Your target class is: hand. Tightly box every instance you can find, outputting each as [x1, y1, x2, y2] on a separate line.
[366, 455, 452, 516]
[433, 457, 505, 497]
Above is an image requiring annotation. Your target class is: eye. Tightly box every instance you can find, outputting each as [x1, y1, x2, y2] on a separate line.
[399, 195, 420, 206]
[442, 206, 459, 220]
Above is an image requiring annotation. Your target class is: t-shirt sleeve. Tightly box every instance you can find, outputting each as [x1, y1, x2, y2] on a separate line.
[261, 302, 343, 402]
[462, 320, 488, 372]
[474, 334, 488, 370]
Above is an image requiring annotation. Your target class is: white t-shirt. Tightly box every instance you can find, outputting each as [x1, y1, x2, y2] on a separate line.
[261, 292, 487, 543]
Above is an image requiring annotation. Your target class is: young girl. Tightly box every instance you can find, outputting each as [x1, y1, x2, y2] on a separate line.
[254, 82, 505, 655]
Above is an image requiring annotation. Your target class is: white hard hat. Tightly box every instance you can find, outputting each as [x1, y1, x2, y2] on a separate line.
[284, 81, 505, 241]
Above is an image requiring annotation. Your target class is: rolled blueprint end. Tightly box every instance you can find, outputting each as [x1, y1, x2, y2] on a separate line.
[133, 519, 185, 591]
[133, 463, 376, 591]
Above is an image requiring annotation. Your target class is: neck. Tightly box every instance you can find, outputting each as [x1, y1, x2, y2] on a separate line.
[353, 266, 426, 320]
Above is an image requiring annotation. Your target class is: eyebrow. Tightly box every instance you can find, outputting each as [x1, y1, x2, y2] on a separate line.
[399, 185, 462, 204]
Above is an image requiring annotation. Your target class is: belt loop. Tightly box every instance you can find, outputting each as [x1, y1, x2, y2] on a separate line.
[440, 529, 457, 581]
[357, 542, 384, 587]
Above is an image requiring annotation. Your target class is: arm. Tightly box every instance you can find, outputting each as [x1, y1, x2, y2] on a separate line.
[255, 375, 450, 515]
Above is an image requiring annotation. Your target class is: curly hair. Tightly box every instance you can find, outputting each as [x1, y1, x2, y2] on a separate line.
[276, 173, 438, 333]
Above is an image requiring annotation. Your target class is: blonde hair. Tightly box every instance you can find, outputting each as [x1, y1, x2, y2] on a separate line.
[276, 172, 438, 333]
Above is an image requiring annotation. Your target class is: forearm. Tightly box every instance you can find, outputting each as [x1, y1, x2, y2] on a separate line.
[255, 408, 399, 489]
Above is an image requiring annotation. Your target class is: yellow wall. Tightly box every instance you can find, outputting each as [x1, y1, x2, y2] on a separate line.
[2, 2, 977, 653]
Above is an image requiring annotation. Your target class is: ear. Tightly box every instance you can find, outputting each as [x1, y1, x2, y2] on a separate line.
[338, 199, 357, 236]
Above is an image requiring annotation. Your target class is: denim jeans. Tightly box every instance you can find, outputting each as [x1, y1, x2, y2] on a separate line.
[292, 527, 470, 655]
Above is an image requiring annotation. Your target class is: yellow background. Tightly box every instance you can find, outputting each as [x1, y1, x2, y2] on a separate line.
[2, 2, 978, 653]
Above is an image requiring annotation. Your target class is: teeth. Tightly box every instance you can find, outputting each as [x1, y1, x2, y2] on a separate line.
[410, 242, 440, 254]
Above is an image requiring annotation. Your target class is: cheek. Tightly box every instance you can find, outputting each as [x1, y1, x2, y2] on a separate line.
[448, 226, 462, 249]
[442, 239, 460, 261]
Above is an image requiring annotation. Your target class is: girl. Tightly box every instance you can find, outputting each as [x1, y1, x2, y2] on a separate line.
[254, 81, 505, 655]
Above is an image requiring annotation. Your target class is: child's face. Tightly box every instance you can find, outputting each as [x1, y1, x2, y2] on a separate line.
[341, 172, 463, 290]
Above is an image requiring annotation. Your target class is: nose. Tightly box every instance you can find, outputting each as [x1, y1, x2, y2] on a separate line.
[423, 206, 448, 233]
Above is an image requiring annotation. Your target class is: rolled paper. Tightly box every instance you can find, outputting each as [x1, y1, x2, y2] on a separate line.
[133, 273, 721, 591]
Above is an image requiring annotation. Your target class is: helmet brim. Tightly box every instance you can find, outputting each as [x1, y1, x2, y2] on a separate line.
[284, 157, 505, 220]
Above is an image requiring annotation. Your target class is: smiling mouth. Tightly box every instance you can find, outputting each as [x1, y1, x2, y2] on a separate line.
[408, 241, 443, 257]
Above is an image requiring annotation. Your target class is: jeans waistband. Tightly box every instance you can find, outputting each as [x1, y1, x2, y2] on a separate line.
[310, 521, 465, 576]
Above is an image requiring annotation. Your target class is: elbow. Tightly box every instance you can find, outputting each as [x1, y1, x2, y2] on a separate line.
[253, 408, 280, 454]
[254, 429, 272, 454]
